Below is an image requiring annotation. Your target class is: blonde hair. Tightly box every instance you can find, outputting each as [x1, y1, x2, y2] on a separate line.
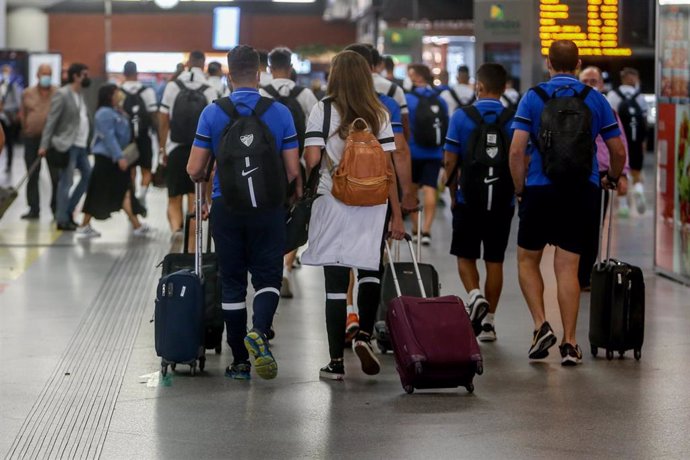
[327, 51, 387, 139]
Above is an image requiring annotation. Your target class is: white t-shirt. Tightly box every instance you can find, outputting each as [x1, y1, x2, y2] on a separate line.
[606, 85, 648, 115]
[501, 87, 520, 108]
[71, 90, 89, 148]
[160, 67, 218, 151]
[121, 80, 159, 113]
[260, 71, 272, 87]
[259, 78, 319, 119]
[207, 76, 230, 98]
[373, 73, 408, 115]
[301, 100, 396, 270]
[451, 83, 476, 106]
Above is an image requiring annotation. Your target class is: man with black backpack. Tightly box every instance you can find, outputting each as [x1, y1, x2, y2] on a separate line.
[406, 63, 449, 246]
[443, 63, 515, 343]
[159, 51, 218, 235]
[187, 45, 301, 381]
[607, 67, 648, 215]
[260, 46, 318, 299]
[121, 61, 158, 210]
[509, 40, 627, 366]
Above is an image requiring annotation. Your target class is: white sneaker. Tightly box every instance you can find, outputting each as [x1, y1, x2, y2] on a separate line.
[478, 322, 497, 342]
[133, 223, 150, 236]
[75, 224, 101, 239]
[633, 182, 646, 215]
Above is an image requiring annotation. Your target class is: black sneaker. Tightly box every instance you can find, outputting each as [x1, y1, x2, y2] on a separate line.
[319, 360, 345, 381]
[559, 343, 583, 366]
[225, 362, 251, 380]
[528, 321, 557, 359]
[421, 232, 432, 246]
[466, 295, 490, 336]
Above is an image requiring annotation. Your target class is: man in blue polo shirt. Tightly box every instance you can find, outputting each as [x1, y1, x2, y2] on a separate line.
[406, 64, 449, 246]
[509, 40, 626, 366]
[444, 63, 515, 343]
[187, 45, 301, 381]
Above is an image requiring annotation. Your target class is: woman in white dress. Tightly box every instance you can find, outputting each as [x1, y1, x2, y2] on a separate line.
[302, 51, 405, 381]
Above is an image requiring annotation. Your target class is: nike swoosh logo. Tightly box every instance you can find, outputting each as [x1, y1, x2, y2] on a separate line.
[242, 167, 258, 177]
[484, 177, 499, 184]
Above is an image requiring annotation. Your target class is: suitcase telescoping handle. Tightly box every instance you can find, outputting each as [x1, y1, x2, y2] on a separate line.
[194, 182, 203, 277]
[384, 234, 427, 299]
[596, 188, 614, 265]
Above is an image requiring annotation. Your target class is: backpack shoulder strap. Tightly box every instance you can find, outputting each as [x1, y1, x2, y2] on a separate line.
[174, 79, 185, 91]
[322, 98, 332, 142]
[448, 87, 462, 106]
[214, 97, 238, 119]
[253, 96, 274, 117]
[614, 87, 626, 99]
[290, 86, 305, 98]
[263, 85, 280, 99]
[387, 82, 398, 98]
[197, 84, 210, 94]
[532, 86, 550, 103]
[461, 105, 483, 126]
[497, 108, 515, 127]
[137, 86, 148, 96]
[577, 85, 593, 101]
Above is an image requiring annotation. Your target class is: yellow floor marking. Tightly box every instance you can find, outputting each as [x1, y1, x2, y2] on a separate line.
[0, 222, 62, 282]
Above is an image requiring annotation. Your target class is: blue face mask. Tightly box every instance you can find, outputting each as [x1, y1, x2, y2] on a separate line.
[39, 76, 52, 88]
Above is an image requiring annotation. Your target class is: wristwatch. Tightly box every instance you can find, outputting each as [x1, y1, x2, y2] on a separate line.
[606, 173, 619, 188]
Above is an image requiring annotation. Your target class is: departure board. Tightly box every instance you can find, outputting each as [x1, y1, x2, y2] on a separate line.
[539, 0, 632, 56]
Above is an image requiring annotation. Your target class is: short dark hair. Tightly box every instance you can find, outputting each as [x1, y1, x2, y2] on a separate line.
[269, 47, 293, 71]
[123, 61, 137, 77]
[370, 47, 382, 67]
[457, 65, 470, 75]
[207, 61, 222, 76]
[258, 50, 269, 68]
[383, 55, 395, 71]
[344, 43, 373, 67]
[548, 40, 579, 72]
[67, 63, 88, 83]
[409, 64, 433, 85]
[476, 63, 507, 94]
[189, 50, 205, 67]
[227, 45, 259, 83]
[97, 83, 118, 109]
[620, 67, 639, 79]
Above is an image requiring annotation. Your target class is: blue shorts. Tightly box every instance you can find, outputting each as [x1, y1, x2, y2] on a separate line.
[412, 158, 442, 188]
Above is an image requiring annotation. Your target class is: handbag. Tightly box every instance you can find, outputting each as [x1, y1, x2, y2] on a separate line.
[285, 167, 320, 255]
[121, 143, 140, 166]
[46, 147, 69, 169]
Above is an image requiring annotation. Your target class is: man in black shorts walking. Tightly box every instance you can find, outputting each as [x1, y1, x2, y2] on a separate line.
[509, 40, 626, 366]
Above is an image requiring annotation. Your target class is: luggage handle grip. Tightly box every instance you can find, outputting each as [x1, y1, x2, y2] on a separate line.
[384, 234, 427, 299]
[596, 188, 614, 265]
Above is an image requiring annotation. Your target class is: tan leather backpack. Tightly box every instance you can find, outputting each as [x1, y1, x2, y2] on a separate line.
[331, 118, 393, 206]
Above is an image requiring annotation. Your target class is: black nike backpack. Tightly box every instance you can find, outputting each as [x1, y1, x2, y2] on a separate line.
[121, 87, 152, 141]
[614, 88, 646, 145]
[214, 97, 286, 210]
[262, 85, 307, 153]
[409, 91, 449, 148]
[533, 85, 594, 184]
[459, 106, 515, 211]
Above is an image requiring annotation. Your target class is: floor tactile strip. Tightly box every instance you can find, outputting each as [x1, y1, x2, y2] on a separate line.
[5, 247, 166, 460]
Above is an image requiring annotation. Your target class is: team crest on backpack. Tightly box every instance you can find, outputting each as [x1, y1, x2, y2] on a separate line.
[240, 134, 254, 147]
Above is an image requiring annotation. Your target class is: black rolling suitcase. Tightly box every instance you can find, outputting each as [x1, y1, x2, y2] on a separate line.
[375, 213, 441, 353]
[589, 190, 645, 360]
[155, 183, 208, 375]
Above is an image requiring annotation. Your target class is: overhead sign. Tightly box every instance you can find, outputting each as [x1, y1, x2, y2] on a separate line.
[539, 0, 632, 56]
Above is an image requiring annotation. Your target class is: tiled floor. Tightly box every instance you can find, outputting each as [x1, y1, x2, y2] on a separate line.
[1, 149, 689, 459]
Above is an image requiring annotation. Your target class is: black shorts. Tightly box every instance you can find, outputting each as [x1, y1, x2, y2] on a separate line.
[132, 136, 153, 170]
[517, 183, 598, 255]
[451, 204, 514, 263]
[166, 145, 194, 197]
[628, 140, 644, 172]
[412, 158, 442, 188]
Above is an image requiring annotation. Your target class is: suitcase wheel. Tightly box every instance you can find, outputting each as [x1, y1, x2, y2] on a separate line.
[465, 383, 474, 393]
[590, 345, 598, 357]
[161, 365, 168, 377]
[215, 345, 222, 355]
[377, 342, 388, 354]
[475, 361, 484, 376]
[618, 351, 625, 359]
[404, 385, 414, 394]
[190, 363, 197, 376]
[170, 363, 177, 372]
[634, 349, 642, 361]
[199, 356, 206, 372]
[606, 349, 614, 361]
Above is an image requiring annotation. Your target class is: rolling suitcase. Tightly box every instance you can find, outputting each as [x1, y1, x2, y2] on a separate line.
[0, 158, 41, 220]
[160, 212, 224, 354]
[385, 236, 483, 394]
[155, 182, 207, 376]
[375, 212, 440, 353]
[589, 189, 645, 361]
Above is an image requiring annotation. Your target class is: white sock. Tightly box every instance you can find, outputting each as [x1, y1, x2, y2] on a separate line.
[634, 182, 644, 194]
[140, 185, 149, 198]
[618, 196, 629, 209]
[468, 288, 481, 304]
[346, 304, 358, 315]
[483, 313, 495, 325]
[282, 267, 290, 279]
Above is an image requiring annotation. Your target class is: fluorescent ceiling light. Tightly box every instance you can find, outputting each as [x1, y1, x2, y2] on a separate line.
[273, 0, 316, 3]
[659, 0, 690, 4]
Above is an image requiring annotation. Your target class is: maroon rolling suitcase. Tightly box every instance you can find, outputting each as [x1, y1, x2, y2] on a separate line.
[385, 236, 483, 394]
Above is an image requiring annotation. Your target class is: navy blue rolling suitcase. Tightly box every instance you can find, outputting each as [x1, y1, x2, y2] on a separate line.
[155, 183, 207, 376]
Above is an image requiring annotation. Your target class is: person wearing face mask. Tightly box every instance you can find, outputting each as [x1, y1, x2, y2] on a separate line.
[38, 63, 93, 231]
[0, 64, 23, 174]
[19, 64, 58, 220]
